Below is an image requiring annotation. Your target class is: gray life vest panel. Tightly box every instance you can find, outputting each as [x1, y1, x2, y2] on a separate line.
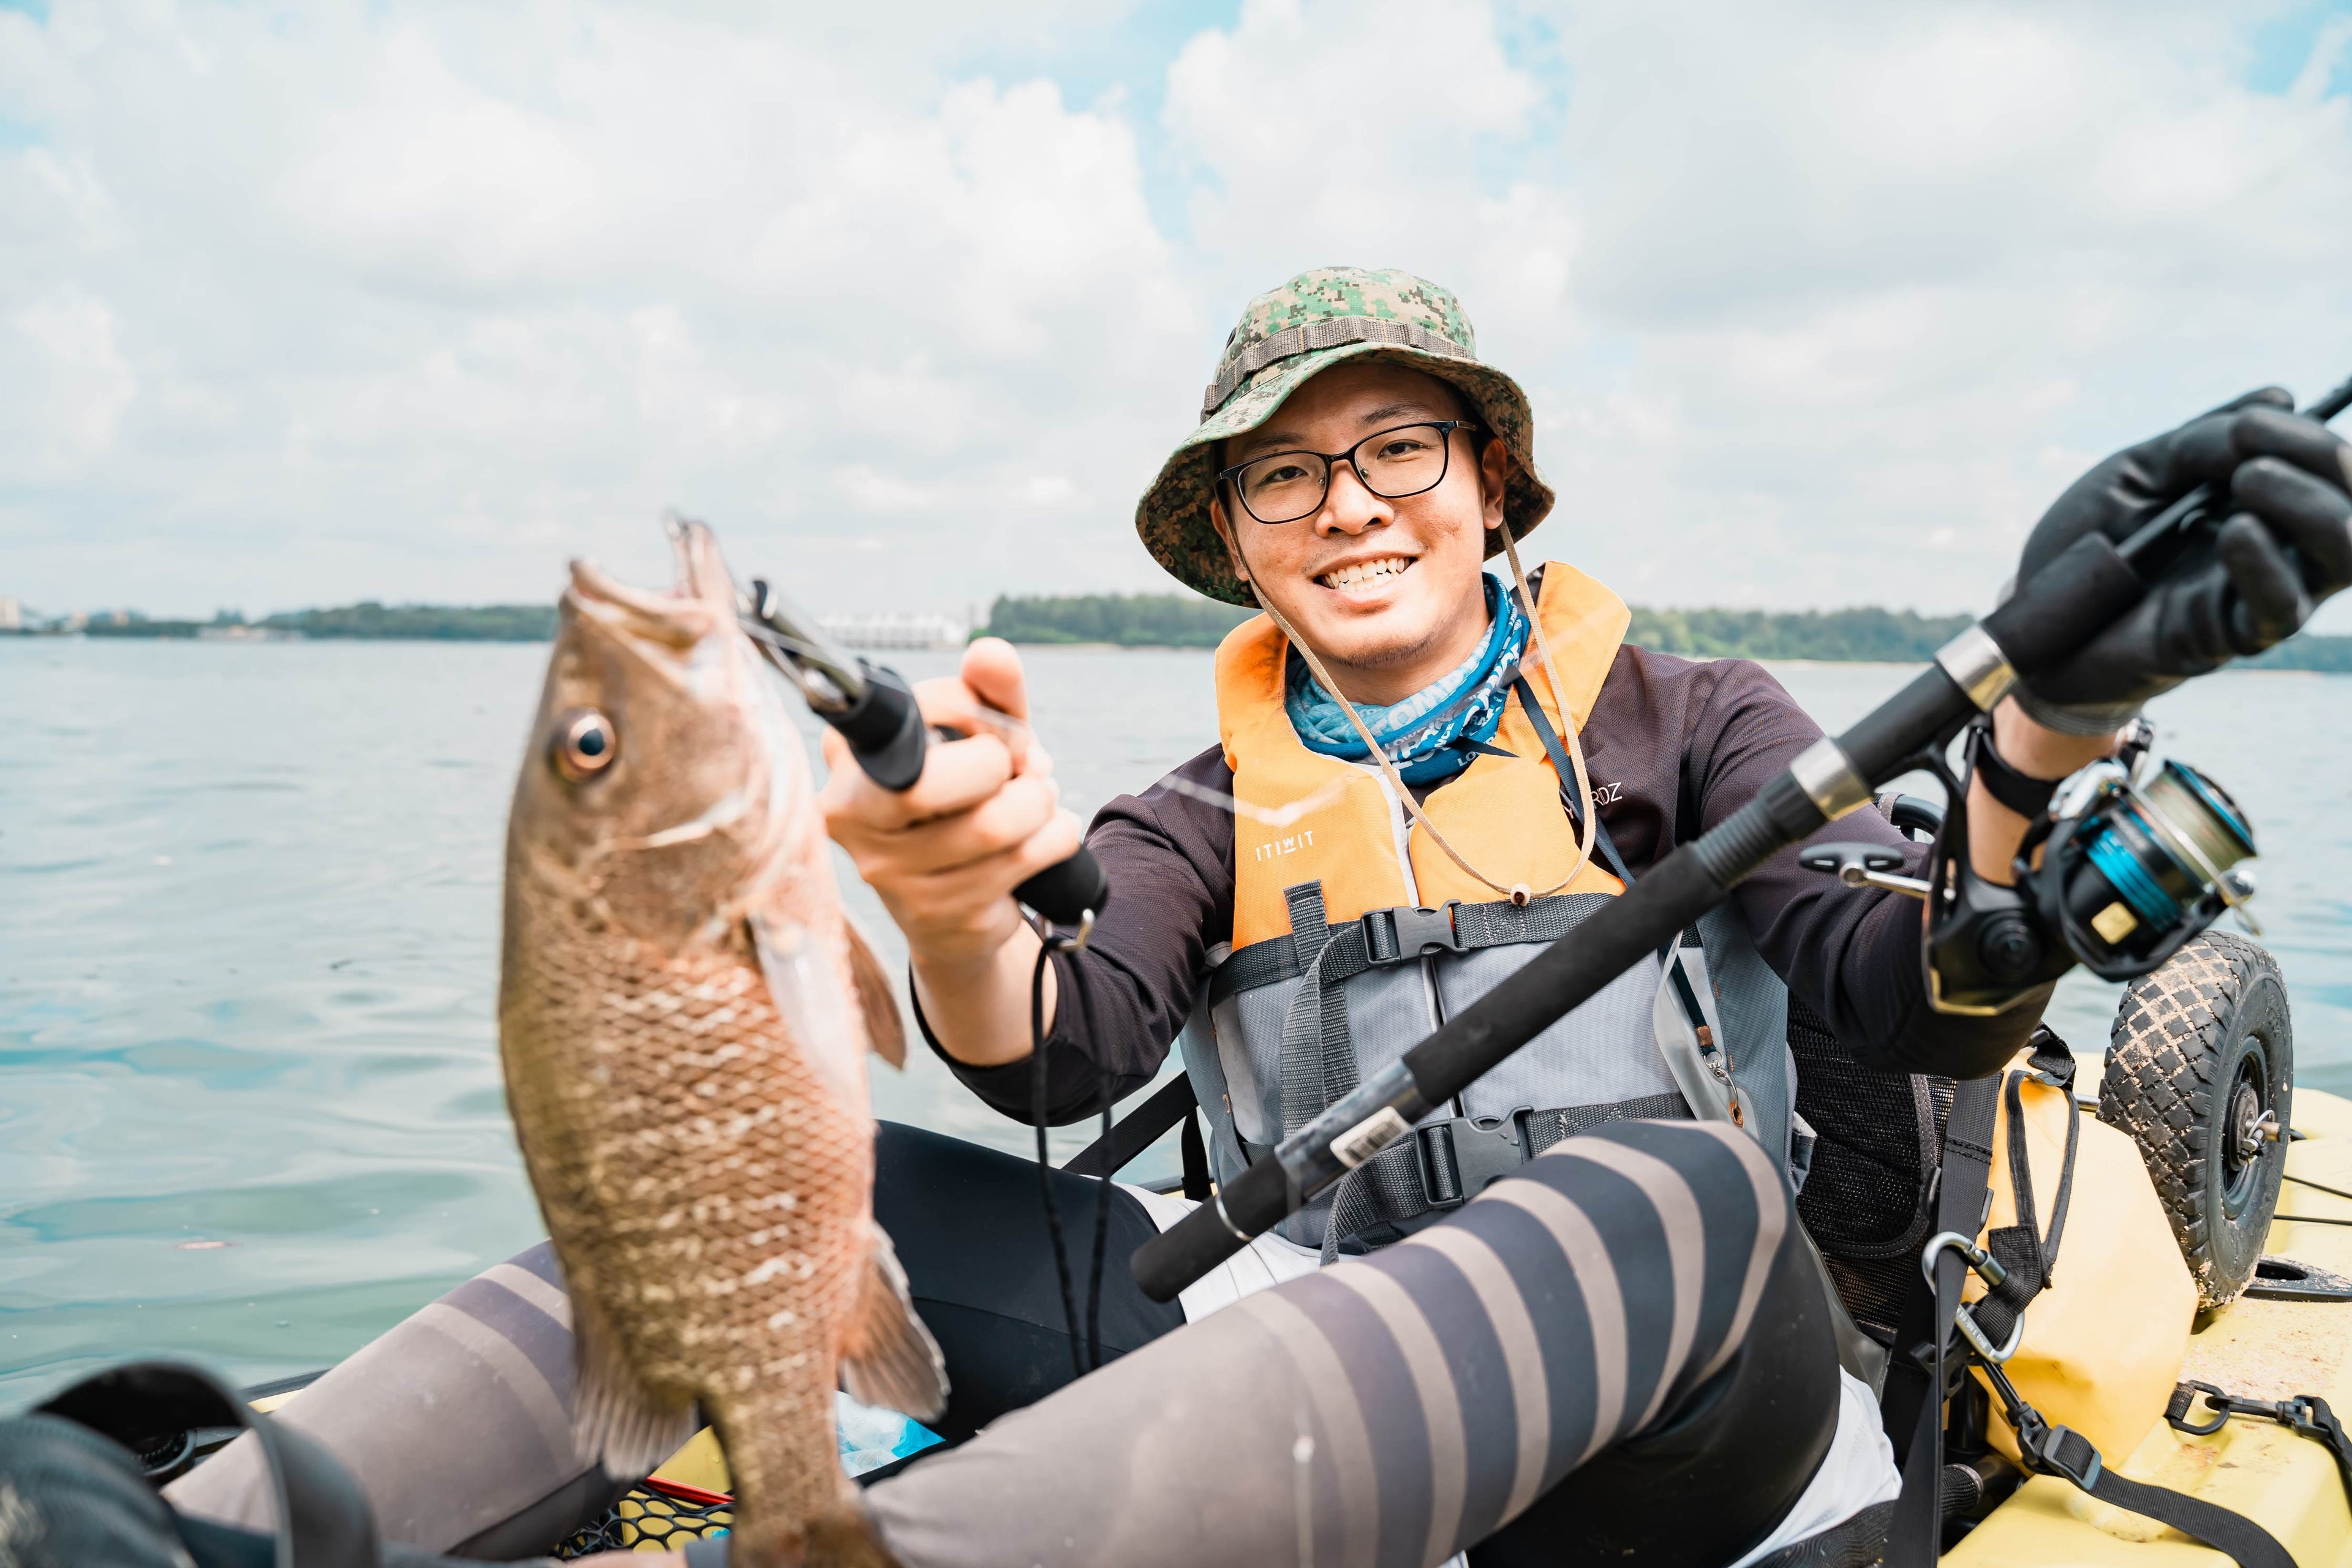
[1178, 876, 1809, 1253]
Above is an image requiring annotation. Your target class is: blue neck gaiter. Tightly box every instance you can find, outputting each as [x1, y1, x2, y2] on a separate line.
[1284, 574, 1528, 787]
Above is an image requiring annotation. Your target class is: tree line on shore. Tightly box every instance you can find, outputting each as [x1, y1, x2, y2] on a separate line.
[55, 594, 2352, 672]
[974, 592, 2352, 672]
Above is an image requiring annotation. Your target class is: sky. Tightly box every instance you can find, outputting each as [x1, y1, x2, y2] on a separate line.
[4, 0, 2351, 624]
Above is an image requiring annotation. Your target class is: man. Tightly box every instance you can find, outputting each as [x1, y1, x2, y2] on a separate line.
[163, 267, 2352, 1566]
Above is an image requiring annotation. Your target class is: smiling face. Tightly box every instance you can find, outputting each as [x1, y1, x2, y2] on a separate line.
[1209, 358, 1509, 707]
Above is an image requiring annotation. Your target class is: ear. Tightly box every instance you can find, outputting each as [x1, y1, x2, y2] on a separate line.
[1208, 494, 1251, 585]
[1477, 435, 1509, 533]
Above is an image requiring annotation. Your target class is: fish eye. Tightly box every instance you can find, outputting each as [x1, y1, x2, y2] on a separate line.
[552, 707, 617, 781]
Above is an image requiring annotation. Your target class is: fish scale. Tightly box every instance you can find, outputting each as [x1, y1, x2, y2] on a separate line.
[499, 519, 943, 1567]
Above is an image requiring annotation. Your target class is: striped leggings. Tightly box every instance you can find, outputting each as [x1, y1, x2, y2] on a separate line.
[172, 1118, 1843, 1567]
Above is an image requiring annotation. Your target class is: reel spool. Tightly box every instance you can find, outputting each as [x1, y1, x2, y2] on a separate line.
[2023, 757, 2258, 983]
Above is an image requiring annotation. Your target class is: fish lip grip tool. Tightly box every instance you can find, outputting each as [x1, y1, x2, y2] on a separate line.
[739, 576, 1109, 933]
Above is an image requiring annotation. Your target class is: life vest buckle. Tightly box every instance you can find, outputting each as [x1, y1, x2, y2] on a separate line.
[1362, 901, 1466, 965]
[1416, 1109, 1533, 1207]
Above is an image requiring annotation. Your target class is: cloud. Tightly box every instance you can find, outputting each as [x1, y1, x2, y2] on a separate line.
[6, 287, 137, 475]
[1513, 0, 2352, 618]
[1, 0, 2350, 628]
[0, 1, 1199, 614]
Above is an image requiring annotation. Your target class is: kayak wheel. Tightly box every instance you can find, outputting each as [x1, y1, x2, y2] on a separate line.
[2098, 932, 2292, 1310]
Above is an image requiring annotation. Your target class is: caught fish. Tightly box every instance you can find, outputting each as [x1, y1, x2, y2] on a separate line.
[499, 518, 944, 1567]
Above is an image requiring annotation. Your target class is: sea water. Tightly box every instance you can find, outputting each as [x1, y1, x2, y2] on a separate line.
[2, 638, 2347, 1401]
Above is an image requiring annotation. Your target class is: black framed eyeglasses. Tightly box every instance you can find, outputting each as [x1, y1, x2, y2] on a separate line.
[1216, 420, 1482, 526]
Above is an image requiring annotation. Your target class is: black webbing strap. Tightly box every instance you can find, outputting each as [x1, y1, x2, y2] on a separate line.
[2171, 1381, 2352, 1507]
[1278, 881, 1349, 1142]
[1884, 1072, 2000, 1568]
[1180, 1106, 1212, 1200]
[1270, 879, 1424, 1257]
[2070, 1468, 2294, 1568]
[1208, 891, 1615, 1006]
[1520, 1092, 1693, 1155]
[1999, 1387, 2295, 1568]
[1969, 1039, 2082, 1348]
[39, 1360, 381, 1568]
[1063, 1072, 1199, 1178]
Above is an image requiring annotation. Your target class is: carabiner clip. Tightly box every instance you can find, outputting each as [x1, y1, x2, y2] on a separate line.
[1921, 1231, 2024, 1363]
[1953, 1300, 2026, 1364]
[1920, 1230, 2009, 1291]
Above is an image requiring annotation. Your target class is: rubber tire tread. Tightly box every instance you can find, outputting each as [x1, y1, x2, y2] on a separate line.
[2096, 931, 2292, 1309]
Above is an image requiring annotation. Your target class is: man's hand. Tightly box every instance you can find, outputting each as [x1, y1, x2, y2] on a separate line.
[820, 637, 1083, 1066]
[2016, 387, 2352, 734]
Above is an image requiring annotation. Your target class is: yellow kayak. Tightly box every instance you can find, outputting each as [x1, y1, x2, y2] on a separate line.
[1952, 1080, 2352, 1567]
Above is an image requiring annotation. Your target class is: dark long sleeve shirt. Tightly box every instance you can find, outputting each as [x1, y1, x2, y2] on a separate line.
[924, 645, 2048, 1125]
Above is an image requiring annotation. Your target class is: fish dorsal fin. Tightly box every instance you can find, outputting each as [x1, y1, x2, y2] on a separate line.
[570, 1286, 698, 1479]
[843, 919, 908, 1069]
[838, 1223, 948, 1423]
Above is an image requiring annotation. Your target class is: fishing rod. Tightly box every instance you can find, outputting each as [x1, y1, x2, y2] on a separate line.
[736, 578, 1109, 930]
[1133, 373, 2352, 1303]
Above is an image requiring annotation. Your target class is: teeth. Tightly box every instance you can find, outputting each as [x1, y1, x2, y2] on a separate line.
[1319, 557, 1412, 590]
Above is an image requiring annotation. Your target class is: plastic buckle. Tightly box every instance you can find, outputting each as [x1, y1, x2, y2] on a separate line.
[2023, 1421, 2104, 1490]
[1417, 1111, 1529, 1207]
[1363, 902, 1465, 965]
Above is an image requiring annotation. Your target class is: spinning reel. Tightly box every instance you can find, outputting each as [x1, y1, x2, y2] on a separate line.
[2026, 754, 2258, 975]
[1920, 722, 2260, 1013]
[1804, 722, 2260, 1013]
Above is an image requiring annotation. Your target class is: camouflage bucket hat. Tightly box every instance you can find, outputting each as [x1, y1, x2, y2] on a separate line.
[1136, 265, 1555, 606]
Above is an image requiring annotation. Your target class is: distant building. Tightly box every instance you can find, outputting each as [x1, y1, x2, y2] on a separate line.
[196, 624, 300, 643]
[817, 612, 968, 651]
[62, 610, 88, 632]
[0, 596, 18, 631]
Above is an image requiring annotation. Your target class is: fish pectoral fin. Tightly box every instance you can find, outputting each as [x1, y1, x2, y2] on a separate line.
[749, 913, 869, 1106]
[838, 1223, 948, 1423]
[570, 1289, 698, 1479]
[843, 919, 908, 1069]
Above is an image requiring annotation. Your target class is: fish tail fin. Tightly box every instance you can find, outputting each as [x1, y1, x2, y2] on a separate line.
[837, 1222, 948, 1423]
[844, 919, 907, 1068]
[570, 1290, 698, 1479]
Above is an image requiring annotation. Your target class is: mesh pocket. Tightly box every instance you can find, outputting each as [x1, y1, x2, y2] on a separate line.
[556, 1477, 733, 1558]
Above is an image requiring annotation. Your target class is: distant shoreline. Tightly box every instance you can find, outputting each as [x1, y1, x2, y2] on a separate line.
[14, 594, 2351, 673]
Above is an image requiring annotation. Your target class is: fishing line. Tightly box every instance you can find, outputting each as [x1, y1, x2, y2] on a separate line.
[1028, 929, 1114, 1379]
[1151, 772, 1354, 830]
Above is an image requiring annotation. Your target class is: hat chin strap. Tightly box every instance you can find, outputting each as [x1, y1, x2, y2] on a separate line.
[1231, 523, 1600, 907]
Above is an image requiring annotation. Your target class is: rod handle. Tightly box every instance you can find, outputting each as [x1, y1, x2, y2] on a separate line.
[832, 663, 1108, 929]
[1133, 1159, 1283, 1302]
[1014, 847, 1109, 929]
[831, 663, 927, 791]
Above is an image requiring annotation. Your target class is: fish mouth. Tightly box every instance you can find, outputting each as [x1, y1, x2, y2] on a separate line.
[565, 514, 738, 652]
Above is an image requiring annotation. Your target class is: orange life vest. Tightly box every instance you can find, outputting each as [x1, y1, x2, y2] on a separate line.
[1217, 560, 1632, 947]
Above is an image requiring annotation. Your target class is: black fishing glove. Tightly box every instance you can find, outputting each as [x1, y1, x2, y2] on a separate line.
[2014, 387, 2352, 734]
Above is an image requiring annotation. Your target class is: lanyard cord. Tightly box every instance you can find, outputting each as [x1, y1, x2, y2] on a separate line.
[1030, 932, 1112, 1378]
[1234, 518, 1602, 905]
